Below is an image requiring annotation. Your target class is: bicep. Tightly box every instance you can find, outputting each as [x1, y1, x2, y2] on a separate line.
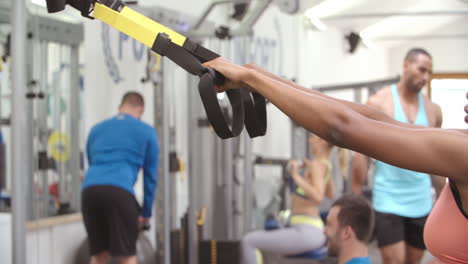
[345, 115, 468, 182]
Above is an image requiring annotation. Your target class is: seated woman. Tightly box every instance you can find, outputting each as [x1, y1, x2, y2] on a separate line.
[242, 135, 335, 264]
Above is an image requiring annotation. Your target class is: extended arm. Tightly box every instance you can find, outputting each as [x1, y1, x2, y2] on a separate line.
[204, 58, 468, 183]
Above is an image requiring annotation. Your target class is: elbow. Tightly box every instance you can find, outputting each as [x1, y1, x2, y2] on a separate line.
[324, 111, 353, 149]
[316, 193, 325, 203]
[308, 190, 325, 203]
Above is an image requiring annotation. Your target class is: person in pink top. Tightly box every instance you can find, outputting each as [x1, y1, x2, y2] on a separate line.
[202, 58, 468, 264]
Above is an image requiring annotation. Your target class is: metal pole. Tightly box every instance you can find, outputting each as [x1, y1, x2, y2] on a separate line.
[315, 76, 400, 92]
[25, 34, 34, 220]
[39, 41, 50, 218]
[242, 36, 254, 233]
[154, 58, 171, 264]
[69, 45, 81, 212]
[161, 59, 171, 264]
[223, 138, 233, 240]
[374, 34, 468, 41]
[322, 10, 468, 20]
[187, 75, 198, 264]
[11, 0, 28, 262]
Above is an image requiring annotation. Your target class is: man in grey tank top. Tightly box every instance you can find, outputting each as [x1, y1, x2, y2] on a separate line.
[351, 48, 443, 264]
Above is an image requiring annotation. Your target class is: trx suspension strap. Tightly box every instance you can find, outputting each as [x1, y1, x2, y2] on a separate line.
[45, 0, 267, 139]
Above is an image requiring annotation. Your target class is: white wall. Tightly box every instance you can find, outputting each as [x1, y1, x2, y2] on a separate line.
[0, 213, 86, 264]
[388, 38, 468, 74]
[27, 222, 87, 264]
[298, 27, 391, 87]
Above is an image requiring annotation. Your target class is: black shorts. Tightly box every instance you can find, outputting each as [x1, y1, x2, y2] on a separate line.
[81, 185, 140, 256]
[374, 211, 427, 249]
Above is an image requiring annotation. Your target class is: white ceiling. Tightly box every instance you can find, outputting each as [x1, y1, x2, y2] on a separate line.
[1, 0, 467, 45]
[304, 0, 468, 45]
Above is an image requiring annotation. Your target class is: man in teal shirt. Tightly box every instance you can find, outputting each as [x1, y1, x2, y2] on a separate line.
[351, 48, 444, 264]
[324, 194, 375, 264]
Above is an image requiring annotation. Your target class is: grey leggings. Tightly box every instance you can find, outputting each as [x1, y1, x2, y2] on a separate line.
[241, 221, 326, 264]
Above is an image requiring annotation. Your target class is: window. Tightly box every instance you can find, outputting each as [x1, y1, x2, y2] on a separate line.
[429, 73, 468, 129]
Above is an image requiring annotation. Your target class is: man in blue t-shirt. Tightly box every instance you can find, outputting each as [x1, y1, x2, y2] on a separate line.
[324, 194, 375, 264]
[82, 91, 159, 264]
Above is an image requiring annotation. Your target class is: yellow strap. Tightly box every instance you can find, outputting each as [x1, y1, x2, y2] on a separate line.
[93, 3, 186, 48]
[290, 215, 324, 229]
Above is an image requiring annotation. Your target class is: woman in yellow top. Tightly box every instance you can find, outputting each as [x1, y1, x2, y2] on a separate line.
[241, 135, 334, 264]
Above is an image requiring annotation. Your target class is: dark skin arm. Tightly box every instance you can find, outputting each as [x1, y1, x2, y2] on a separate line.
[243, 63, 421, 129]
[203, 58, 468, 186]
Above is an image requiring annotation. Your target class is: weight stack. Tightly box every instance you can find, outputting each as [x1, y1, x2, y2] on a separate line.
[199, 240, 241, 264]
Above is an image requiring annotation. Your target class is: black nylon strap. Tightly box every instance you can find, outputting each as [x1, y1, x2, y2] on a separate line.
[152, 33, 244, 138]
[199, 69, 244, 139]
[184, 38, 268, 138]
[241, 88, 267, 138]
[183, 39, 219, 62]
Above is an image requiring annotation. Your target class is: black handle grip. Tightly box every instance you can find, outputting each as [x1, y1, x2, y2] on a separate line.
[198, 68, 244, 139]
[213, 70, 225, 87]
[142, 222, 151, 231]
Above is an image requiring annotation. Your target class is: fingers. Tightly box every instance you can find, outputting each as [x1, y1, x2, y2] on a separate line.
[243, 62, 260, 70]
[465, 92, 468, 124]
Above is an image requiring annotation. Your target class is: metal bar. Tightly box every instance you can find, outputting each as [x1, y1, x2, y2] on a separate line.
[189, 0, 271, 38]
[192, 0, 249, 30]
[11, 0, 28, 262]
[154, 58, 171, 264]
[242, 36, 254, 233]
[38, 41, 50, 219]
[315, 76, 400, 92]
[25, 32, 34, 220]
[161, 57, 171, 264]
[322, 10, 468, 20]
[56, 45, 68, 206]
[192, 0, 227, 30]
[243, 132, 253, 232]
[231, 0, 272, 36]
[374, 34, 468, 41]
[187, 75, 198, 264]
[354, 88, 363, 104]
[69, 45, 81, 213]
[223, 138, 234, 239]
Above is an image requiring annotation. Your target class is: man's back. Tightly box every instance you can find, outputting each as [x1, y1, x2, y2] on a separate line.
[83, 113, 159, 196]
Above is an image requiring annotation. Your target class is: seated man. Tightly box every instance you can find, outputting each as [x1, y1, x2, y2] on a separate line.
[325, 194, 375, 264]
[242, 135, 335, 264]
